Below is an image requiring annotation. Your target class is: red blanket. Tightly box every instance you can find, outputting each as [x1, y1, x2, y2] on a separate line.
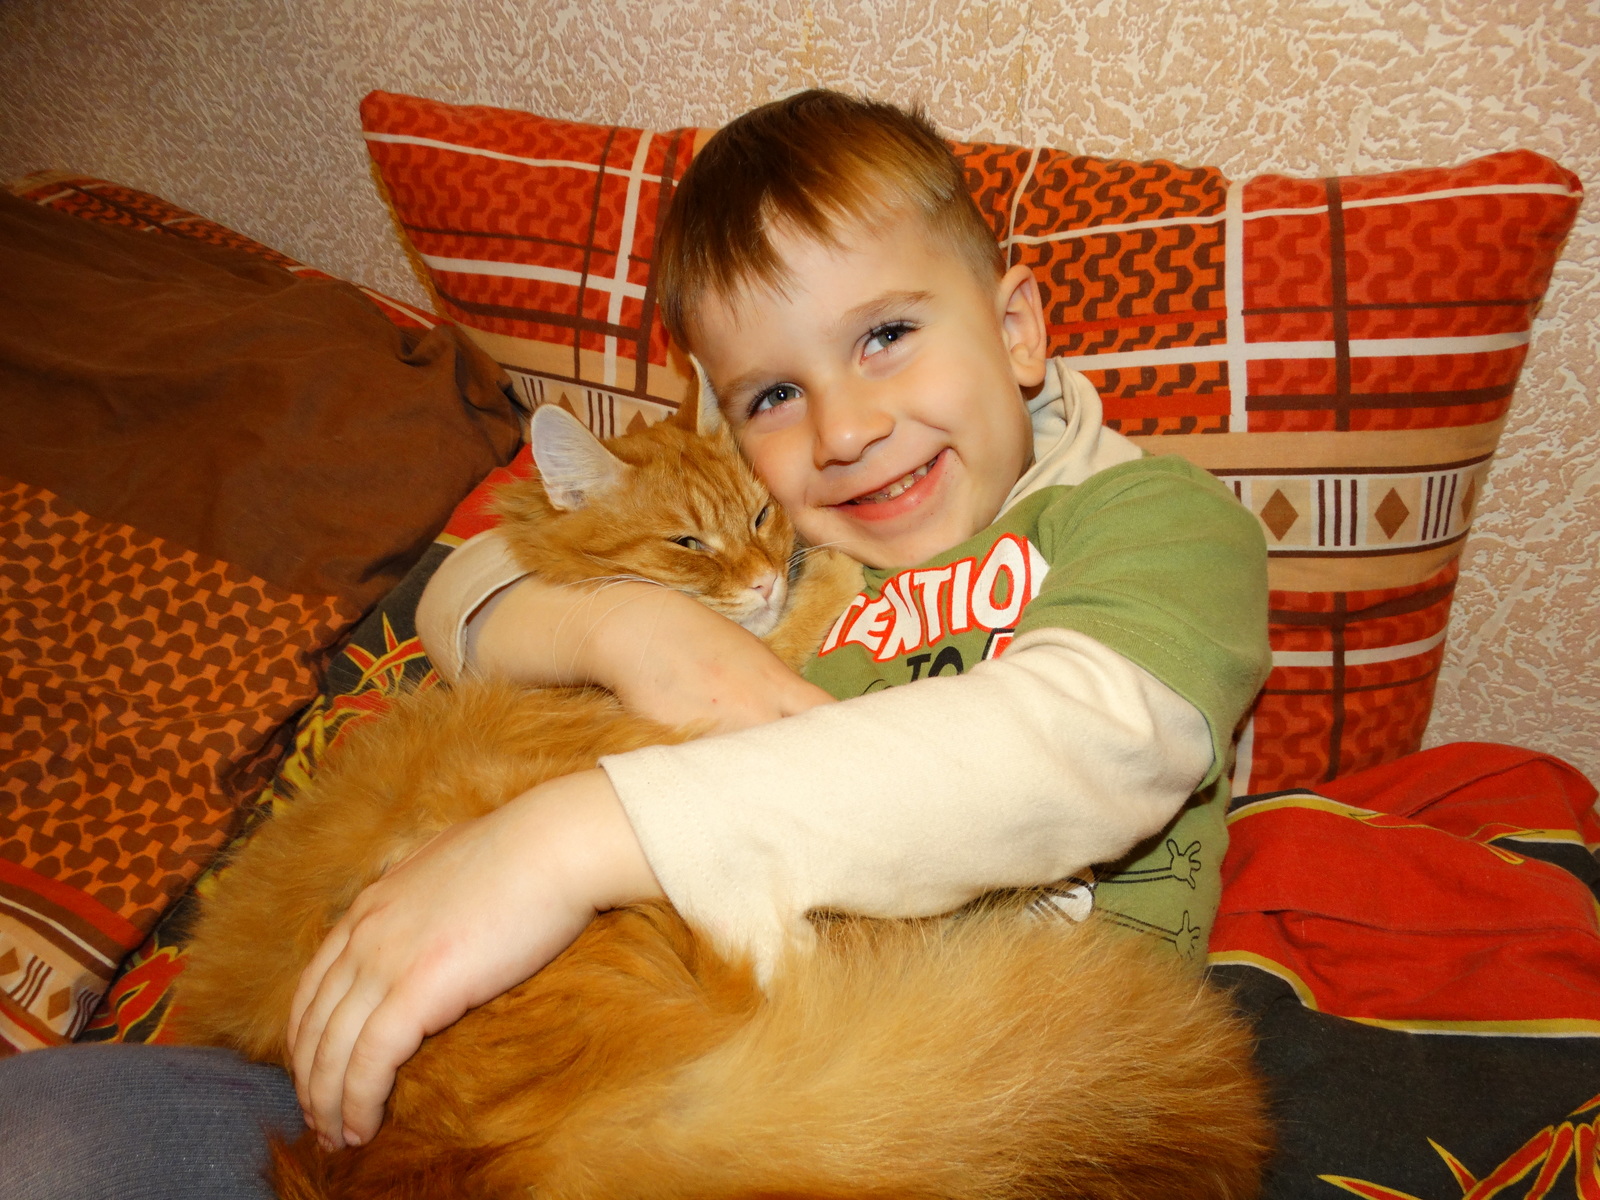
[1212, 743, 1600, 1197]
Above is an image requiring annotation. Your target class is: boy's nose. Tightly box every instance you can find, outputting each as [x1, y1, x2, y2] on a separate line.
[810, 385, 894, 467]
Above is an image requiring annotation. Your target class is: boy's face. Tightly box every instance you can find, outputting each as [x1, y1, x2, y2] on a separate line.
[691, 216, 1047, 570]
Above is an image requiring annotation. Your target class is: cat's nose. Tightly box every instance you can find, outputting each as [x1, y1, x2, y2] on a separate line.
[749, 573, 778, 601]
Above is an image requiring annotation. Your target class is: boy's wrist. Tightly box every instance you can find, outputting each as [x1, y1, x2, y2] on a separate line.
[505, 768, 662, 914]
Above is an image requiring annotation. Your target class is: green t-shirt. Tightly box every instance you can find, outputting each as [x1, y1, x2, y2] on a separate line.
[802, 454, 1270, 961]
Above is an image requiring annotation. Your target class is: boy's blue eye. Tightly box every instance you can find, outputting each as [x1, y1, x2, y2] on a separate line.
[748, 383, 800, 418]
[863, 321, 916, 357]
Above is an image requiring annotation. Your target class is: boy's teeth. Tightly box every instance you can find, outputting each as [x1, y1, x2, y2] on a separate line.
[853, 459, 934, 504]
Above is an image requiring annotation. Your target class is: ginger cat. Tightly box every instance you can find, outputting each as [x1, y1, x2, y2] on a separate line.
[173, 404, 1271, 1200]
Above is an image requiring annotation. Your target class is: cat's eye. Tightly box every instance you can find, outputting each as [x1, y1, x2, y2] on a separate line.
[753, 505, 770, 529]
[671, 536, 707, 552]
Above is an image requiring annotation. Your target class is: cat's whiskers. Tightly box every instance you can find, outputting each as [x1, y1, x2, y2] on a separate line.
[791, 540, 848, 562]
[612, 583, 674, 698]
[547, 574, 743, 690]
[584, 573, 668, 590]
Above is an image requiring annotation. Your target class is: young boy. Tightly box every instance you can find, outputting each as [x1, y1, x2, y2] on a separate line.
[0, 91, 1266, 1189]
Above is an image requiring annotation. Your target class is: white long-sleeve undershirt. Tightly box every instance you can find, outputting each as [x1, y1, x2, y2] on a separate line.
[600, 626, 1211, 972]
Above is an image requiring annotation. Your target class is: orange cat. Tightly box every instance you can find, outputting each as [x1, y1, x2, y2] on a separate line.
[173, 405, 1271, 1200]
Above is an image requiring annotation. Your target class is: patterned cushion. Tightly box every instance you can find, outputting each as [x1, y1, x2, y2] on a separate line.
[361, 91, 1581, 795]
[0, 174, 522, 1051]
[79, 444, 548, 1045]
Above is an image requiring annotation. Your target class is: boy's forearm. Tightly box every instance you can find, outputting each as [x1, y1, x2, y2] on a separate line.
[414, 529, 668, 687]
[506, 768, 665, 912]
[415, 529, 836, 730]
[472, 572, 673, 688]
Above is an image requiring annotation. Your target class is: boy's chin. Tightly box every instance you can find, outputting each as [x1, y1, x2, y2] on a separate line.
[827, 521, 979, 572]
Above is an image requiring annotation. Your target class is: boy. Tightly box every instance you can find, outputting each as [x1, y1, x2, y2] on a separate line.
[283, 89, 1266, 1150]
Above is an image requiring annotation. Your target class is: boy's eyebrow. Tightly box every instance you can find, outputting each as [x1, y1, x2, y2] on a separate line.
[713, 369, 771, 407]
[833, 289, 933, 338]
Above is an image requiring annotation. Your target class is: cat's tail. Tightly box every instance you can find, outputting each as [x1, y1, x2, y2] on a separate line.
[535, 911, 1272, 1200]
[269, 1138, 494, 1200]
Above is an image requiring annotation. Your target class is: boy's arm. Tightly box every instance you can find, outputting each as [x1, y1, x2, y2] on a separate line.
[415, 531, 834, 730]
[288, 767, 654, 1149]
[414, 454, 1267, 983]
[285, 624, 1217, 1144]
[604, 631, 1215, 967]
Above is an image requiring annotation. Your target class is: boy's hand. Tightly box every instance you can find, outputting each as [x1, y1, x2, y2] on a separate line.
[285, 769, 660, 1150]
[475, 577, 835, 732]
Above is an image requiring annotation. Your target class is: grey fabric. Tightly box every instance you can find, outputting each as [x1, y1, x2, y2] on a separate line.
[0, 1044, 301, 1200]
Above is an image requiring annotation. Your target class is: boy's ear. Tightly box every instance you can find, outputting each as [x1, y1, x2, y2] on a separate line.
[689, 356, 726, 437]
[997, 263, 1048, 390]
[530, 404, 628, 510]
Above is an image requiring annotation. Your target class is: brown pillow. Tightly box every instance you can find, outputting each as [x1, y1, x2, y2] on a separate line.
[0, 179, 523, 1050]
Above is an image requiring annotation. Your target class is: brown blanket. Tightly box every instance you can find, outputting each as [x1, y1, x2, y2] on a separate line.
[0, 189, 522, 1050]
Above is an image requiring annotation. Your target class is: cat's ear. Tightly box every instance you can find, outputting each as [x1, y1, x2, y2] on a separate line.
[530, 405, 628, 511]
[690, 356, 726, 437]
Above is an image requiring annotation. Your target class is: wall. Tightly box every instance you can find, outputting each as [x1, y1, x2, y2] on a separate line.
[3, 0, 1596, 779]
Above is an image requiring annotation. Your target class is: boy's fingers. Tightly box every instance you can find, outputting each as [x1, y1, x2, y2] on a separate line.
[337, 996, 428, 1145]
[303, 979, 386, 1146]
[290, 945, 365, 1115]
[276, 784, 633, 1146]
[287, 922, 351, 1059]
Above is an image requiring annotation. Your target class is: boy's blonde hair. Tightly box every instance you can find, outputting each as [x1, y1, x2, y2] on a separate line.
[656, 89, 1005, 346]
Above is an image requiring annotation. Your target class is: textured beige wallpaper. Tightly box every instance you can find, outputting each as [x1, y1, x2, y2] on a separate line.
[3, 0, 1596, 778]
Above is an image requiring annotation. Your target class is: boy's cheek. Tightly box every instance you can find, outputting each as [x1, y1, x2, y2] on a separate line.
[738, 432, 806, 510]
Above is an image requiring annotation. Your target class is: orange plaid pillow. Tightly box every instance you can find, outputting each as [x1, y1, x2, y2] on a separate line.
[360, 90, 1582, 794]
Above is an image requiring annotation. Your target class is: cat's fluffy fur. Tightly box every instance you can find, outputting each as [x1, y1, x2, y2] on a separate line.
[173, 406, 1271, 1199]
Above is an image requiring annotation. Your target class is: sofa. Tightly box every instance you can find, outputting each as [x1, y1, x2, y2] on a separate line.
[2, 90, 1596, 1196]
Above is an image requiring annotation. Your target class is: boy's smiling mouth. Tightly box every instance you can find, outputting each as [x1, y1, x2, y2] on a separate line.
[834, 450, 948, 518]
[849, 457, 937, 504]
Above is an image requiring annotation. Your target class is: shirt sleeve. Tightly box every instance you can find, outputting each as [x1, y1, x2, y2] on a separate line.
[414, 529, 530, 682]
[600, 632, 1213, 977]
[1017, 454, 1272, 791]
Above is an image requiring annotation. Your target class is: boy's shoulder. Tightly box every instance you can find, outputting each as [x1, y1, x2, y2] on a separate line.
[1010, 360, 1259, 551]
[1007, 446, 1257, 555]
